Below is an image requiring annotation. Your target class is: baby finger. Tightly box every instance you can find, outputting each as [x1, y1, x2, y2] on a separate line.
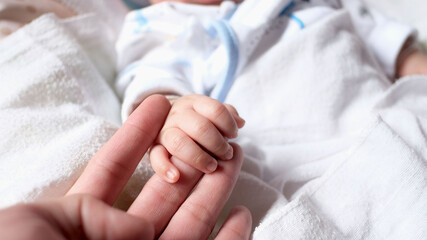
[176, 110, 234, 160]
[150, 144, 180, 183]
[159, 127, 218, 173]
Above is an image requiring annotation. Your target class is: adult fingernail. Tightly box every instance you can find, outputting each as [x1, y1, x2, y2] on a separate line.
[206, 160, 218, 172]
[224, 144, 234, 160]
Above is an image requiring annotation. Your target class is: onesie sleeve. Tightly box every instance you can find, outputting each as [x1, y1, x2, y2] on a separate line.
[117, 59, 194, 122]
[339, 0, 417, 78]
[115, 7, 196, 122]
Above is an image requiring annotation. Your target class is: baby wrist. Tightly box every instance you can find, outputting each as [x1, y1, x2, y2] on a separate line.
[396, 37, 421, 78]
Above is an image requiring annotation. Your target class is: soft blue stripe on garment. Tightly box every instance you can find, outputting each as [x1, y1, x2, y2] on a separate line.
[133, 10, 149, 34]
[134, 10, 148, 26]
[208, 20, 240, 103]
[224, 3, 239, 20]
[279, 0, 305, 29]
[289, 14, 305, 29]
[280, 0, 295, 16]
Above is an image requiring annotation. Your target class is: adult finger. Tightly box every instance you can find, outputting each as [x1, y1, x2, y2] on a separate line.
[0, 195, 154, 240]
[49, 195, 154, 239]
[128, 156, 203, 236]
[216, 206, 252, 240]
[67, 95, 170, 204]
[159, 143, 243, 240]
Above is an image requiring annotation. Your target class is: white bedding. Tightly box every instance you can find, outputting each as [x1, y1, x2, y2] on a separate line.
[0, 0, 425, 239]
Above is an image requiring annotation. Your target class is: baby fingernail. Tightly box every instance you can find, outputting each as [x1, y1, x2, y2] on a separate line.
[225, 145, 233, 160]
[166, 169, 177, 181]
[207, 160, 218, 172]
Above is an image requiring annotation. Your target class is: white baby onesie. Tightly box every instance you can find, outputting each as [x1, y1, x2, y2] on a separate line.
[116, 0, 416, 121]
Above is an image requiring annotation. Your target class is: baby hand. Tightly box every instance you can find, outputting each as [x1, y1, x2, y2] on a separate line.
[397, 49, 427, 78]
[149, 94, 245, 183]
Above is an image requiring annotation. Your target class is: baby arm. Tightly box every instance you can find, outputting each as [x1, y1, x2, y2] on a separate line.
[149, 94, 245, 183]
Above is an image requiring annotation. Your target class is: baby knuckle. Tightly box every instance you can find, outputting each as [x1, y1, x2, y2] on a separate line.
[168, 108, 179, 118]
[193, 152, 208, 167]
[163, 129, 187, 153]
[193, 120, 211, 137]
[170, 136, 187, 153]
[209, 102, 227, 119]
[224, 103, 237, 112]
[213, 140, 228, 155]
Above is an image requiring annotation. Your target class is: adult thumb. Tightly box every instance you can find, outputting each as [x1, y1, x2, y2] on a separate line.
[47, 194, 155, 240]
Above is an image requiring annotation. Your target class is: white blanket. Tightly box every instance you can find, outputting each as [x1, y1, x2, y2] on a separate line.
[218, 9, 426, 239]
[0, 1, 425, 239]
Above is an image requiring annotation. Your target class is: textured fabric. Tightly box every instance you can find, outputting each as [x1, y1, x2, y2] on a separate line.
[0, 11, 125, 207]
[0, 0, 76, 39]
[116, 0, 416, 122]
[0, 0, 154, 209]
[220, 10, 426, 238]
[59, 0, 128, 40]
[0, 1, 426, 239]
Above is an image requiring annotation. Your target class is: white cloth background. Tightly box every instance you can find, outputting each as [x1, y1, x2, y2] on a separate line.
[0, 1, 425, 239]
[216, 9, 426, 239]
[365, 0, 427, 45]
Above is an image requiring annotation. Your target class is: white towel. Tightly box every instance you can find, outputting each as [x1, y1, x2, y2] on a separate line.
[0, 12, 135, 207]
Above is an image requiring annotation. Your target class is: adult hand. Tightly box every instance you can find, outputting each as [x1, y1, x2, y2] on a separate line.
[0, 95, 251, 240]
